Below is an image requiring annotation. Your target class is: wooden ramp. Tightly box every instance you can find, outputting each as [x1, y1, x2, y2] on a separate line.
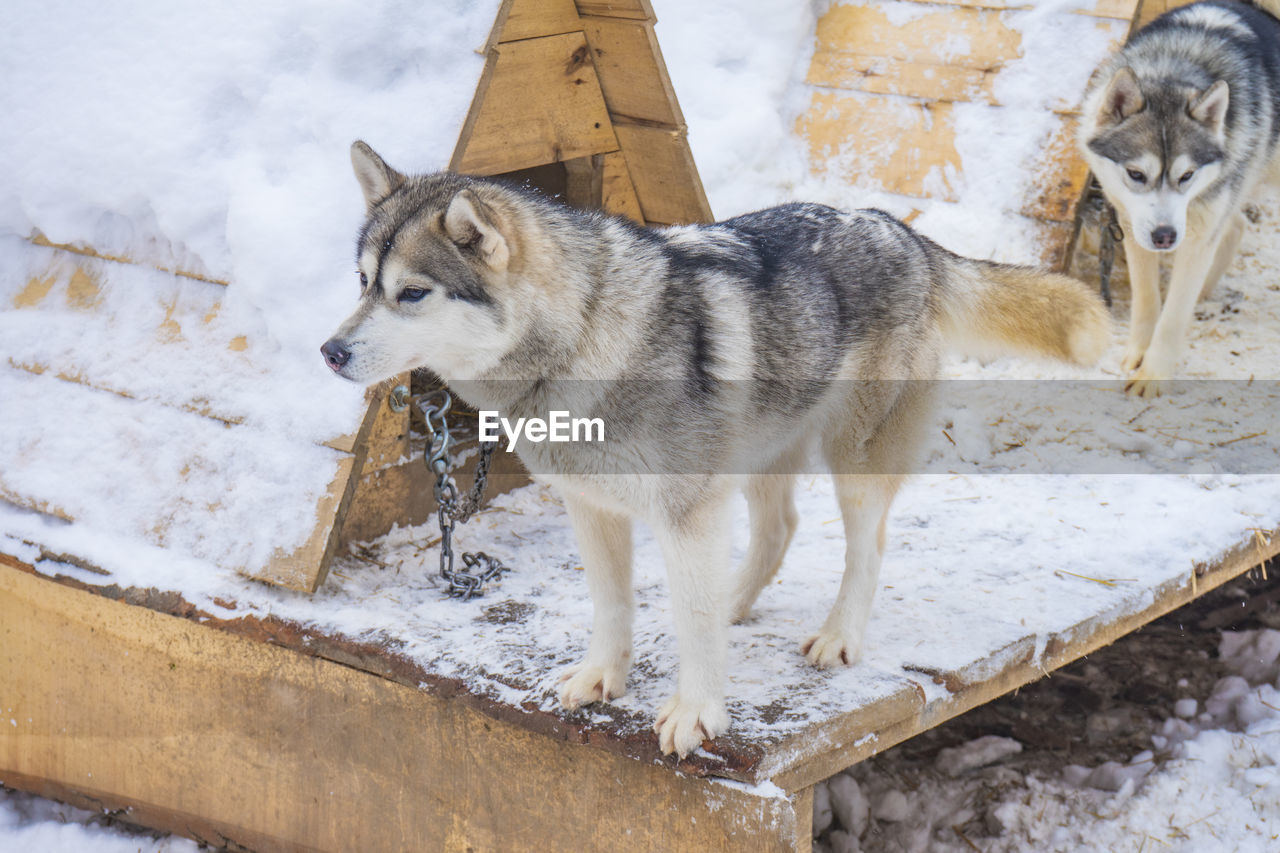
[796, 0, 1141, 268]
[0, 0, 709, 595]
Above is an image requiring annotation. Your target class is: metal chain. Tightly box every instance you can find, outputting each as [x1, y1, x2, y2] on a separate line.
[1088, 176, 1124, 309]
[419, 390, 508, 599]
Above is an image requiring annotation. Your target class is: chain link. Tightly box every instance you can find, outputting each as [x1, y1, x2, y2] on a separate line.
[1088, 176, 1124, 309]
[419, 389, 508, 599]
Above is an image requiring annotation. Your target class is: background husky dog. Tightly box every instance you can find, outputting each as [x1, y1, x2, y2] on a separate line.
[322, 141, 1110, 757]
[1080, 0, 1280, 398]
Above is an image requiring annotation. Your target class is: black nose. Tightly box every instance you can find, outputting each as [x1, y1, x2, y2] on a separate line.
[1151, 226, 1178, 249]
[321, 339, 350, 371]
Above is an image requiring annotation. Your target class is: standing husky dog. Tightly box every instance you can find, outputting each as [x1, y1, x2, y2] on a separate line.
[322, 142, 1110, 757]
[1080, 0, 1280, 397]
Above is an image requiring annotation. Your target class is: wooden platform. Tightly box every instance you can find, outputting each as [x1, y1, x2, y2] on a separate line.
[4, 491, 1278, 850]
[795, 0, 1142, 268]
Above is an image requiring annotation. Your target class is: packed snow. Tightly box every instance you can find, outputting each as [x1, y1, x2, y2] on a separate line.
[4, 0, 1280, 850]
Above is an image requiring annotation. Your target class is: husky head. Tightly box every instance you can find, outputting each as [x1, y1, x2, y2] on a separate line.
[1083, 67, 1229, 252]
[321, 142, 539, 385]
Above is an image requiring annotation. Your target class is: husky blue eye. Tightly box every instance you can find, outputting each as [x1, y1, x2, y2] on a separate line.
[398, 286, 430, 303]
[1126, 168, 1147, 184]
[1179, 169, 1195, 185]
[358, 271, 368, 289]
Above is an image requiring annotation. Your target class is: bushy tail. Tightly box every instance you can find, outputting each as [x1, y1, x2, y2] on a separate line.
[936, 257, 1112, 365]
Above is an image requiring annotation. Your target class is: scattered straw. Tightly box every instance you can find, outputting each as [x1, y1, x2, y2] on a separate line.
[952, 825, 982, 852]
[1215, 431, 1267, 448]
[348, 550, 391, 570]
[1053, 569, 1135, 587]
[1127, 405, 1153, 425]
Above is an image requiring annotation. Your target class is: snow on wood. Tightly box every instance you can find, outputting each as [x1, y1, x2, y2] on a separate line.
[3, 0, 1280, 825]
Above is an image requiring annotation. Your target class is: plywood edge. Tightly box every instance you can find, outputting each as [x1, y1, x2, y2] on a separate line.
[612, 120, 713, 225]
[497, 0, 584, 46]
[754, 677, 927, 789]
[575, 0, 655, 21]
[246, 387, 387, 591]
[767, 524, 1280, 793]
[26, 233, 228, 287]
[6, 357, 246, 430]
[898, 0, 1139, 18]
[0, 559, 810, 852]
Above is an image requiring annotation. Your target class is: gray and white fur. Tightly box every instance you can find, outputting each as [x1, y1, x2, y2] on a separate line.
[1080, 0, 1280, 396]
[323, 142, 1110, 757]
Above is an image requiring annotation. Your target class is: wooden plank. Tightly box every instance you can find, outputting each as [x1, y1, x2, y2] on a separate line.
[249, 453, 358, 591]
[452, 32, 619, 175]
[575, 0, 653, 21]
[1024, 116, 1091, 223]
[601, 150, 644, 223]
[768, 524, 1280, 792]
[0, 558, 811, 852]
[6, 247, 288, 436]
[336, 378, 417, 549]
[248, 384, 390, 591]
[580, 17, 682, 126]
[797, 92, 963, 200]
[612, 121, 713, 225]
[798, 92, 1086, 225]
[564, 153, 605, 208]
[496, 0, 583, 44]
[28, 232, 227, 286]
[806, 52, 1105, 115]
[897, 0, 1139, 18]
[808, 51, 997, 105]
[814, 4, 1024, 74]
[1136, 0, 1193, 27]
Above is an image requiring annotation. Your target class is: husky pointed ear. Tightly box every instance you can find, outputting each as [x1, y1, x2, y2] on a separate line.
[1097, 67, 1144, 126]
[1189, 80, 1229, 135]
[445, 189, 510, 272]
[351, 141, 406, 210]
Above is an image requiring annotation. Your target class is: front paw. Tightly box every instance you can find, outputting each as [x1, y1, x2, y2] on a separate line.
[1124, 375, 1165, 398]
[1125, 347, 1175, 398]
[558, 659, 628, 710]
[1121, 344, 1145, 372]
[803, 629, 864, 668]
[654, 694, 729, 758]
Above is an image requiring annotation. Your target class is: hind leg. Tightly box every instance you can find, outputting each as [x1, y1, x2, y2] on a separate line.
[729, 472, 799, 624]
[804, 387, 921, 667]
[803, 473, 901, 667]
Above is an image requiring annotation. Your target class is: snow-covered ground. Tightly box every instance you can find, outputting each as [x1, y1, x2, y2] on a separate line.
[813, 582, 1280, 853]
[4, 0, 1280, 850]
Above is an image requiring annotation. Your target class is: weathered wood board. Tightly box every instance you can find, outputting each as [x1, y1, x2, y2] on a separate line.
[0, 555, 809, 852]
[0, 237, 386, 593]
[796, 0, 1141, 268]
